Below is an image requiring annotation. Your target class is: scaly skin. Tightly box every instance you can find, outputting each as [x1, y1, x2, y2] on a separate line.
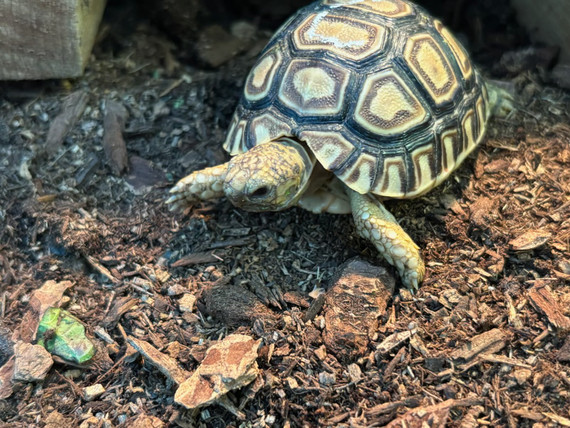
[166, 163, 229, 211]
[348, 189, 425, 291]
[223, 141, 314, 212]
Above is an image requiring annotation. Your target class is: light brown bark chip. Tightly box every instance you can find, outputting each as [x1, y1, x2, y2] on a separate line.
[103, 100, 129, 176]
[450, 328, 507, 366]
[509, 230, 551, 251]
[128, 337, 190, 385]
[174, 334, 260, 414]
[14, 280, 73, 343]
[385, 398, 483, 428]
[44, 90, 89, 156]
[528, 282, 570, 331]
[323, 258, 395, 362]
[12, 341, 53, 382]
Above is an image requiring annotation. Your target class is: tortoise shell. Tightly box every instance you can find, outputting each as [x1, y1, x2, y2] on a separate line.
[223, 0, 490, 198]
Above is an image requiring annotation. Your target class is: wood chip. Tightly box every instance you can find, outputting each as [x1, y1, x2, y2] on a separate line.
[510, 408, 545, 421]
[451, 328, 507, 364]
[479, 353, 531, 368]
[385, 398, 483, 427]
[528, 282, 570, 330]
[14, 280, 73, 343]
[469, 196, 497, 228]
[103, 100, 129, 176]
[365, 395, 422, 417]
[509, 230, 552, 250]
[102, 296, 138, 328]
[203, 280, 279, 327]
[543, 413, 570, 427]
[171, 251, 220, 267]
[376, 331, 413, 355]
[83, 254, 119, 284]
[43, 90, 88, 156]
[127, 336, 190, 385]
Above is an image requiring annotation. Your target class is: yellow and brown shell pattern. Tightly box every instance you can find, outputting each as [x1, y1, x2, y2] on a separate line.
[223, 0, 490, 199]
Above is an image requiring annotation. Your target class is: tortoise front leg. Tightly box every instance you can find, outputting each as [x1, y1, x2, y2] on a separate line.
[348, 189, 425, 291]
[167, 163, 229, 211]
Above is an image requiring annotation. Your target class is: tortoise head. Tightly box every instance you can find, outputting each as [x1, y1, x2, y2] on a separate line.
[223, 138, 314, 212]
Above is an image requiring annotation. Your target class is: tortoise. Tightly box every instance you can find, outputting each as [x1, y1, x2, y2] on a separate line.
[167, 0, 510, 290]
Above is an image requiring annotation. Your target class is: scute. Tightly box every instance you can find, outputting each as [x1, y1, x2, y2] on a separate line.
[278, 58, 350, 116]
[301, 130, 356, 171]
[223, 114, 248, 155]
[250, 110, 292, 146]
[404, 34, 458, 105]
[434, 20, 473, 81]
[228, 0, 490, 199]
[244, 49, 283, 102]
[354, 68, 428, 136]
[372, 156, 407, 197]
[293, 12, 387, 61]
[324, 0, 414, 18]
[336, 152, 377, 193]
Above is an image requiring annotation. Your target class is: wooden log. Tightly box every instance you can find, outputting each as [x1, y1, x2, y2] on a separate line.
[0, 0, 107, 80]
[511, 0, 570, 64]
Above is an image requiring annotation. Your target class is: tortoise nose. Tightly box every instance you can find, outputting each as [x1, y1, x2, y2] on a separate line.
[247, 185, 270, 199]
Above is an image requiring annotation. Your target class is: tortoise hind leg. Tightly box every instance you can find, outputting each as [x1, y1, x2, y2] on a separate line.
[348, 189, 425, 291]
[486, 81, 515, 118]
[167, 162, 229, 211]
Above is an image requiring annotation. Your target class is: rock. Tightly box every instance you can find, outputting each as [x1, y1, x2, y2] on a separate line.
[203, 281, 278, 327]
[323, 259, 395, 362]
[15, 280, 73, 343]
[175, 334, 260, 416]
[318, 371, 336, 386]
[509, 229, 551, 251]
[129, 414, 165, 428]
[558, 336, 570, 362]
[36, 307, 96, 364]
[551, 64, 570, 89]
[469, 197, 498, 228]
[44, 411, 73, 428]
[512, 368, 532, 385]
[196, 25, 249, 67]
[178, 293, 196, 313]
[83, 383, 106, 401]
[12, 342, 53, 382]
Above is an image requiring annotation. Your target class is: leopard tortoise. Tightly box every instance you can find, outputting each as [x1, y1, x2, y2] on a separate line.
[167, 0, 511, 290]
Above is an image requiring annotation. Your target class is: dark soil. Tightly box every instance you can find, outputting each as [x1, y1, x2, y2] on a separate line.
[0, 0, 569, 427]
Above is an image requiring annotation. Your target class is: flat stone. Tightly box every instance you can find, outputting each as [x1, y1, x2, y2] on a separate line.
[323, 258, 395, 362]
[44, 411, 73, 428]
[129, 414, 165, 428]
[174, 334, 260, 412]
[83, 383, 105, 401]
[178, 293, 196, 313]
[12, 341, 53, 382]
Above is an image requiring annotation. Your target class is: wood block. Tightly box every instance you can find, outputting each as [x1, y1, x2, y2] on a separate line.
[511, 0, 570, 64]
[0, 0, 107, 80]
